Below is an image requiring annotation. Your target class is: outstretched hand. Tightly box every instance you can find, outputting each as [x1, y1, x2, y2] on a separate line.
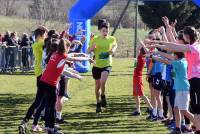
[171, 19, 177, 28]
[162, 16, 170, 27]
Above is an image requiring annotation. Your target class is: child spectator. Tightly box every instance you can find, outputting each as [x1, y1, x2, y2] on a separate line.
[147, 50, 200, 134]
[132, 44, 152, 116]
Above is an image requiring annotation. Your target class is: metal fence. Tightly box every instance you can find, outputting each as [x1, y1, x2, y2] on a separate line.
[0, 44, 34, 73]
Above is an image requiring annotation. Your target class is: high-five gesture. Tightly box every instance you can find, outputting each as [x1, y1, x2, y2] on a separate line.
[171, 19, 177, 28]
[162, 16, 170, 27]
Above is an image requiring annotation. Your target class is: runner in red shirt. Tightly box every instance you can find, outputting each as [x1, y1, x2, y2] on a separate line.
[132, 47, 153, 116]
[40, 39, 93, 134]
[21, 39, 94, 134]
[40, 52, 67, 86]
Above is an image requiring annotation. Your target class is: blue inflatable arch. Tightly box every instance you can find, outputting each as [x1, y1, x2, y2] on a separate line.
[69, 0, 200, 73]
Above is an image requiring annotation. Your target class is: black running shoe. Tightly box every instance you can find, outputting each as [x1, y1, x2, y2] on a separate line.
[131, 111, 141, 116]
[48, 129, 63, 134]
[96, 103, 102, 113]
[101, 95, 107, 107]
[157, 116, 164, 121]
[146, 108, 153, 116]
[151, 115, 158, 121]
[56, 118, 65, 124]
[19, 123, 27, 134]
[181, 126, 194, 134]
[170, 129, 182, 134]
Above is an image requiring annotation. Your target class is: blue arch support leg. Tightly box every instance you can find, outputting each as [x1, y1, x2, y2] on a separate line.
[68, 0, 109, 73]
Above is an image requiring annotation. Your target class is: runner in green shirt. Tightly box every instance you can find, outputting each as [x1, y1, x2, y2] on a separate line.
[88, 20, 117, 113]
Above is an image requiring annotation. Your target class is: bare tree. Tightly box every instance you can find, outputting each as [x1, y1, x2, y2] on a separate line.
[0, 0, 18, 16]
[28, 0, 75, 30]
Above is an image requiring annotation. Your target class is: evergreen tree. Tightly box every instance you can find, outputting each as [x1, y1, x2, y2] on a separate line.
[139, 1, 200, 31]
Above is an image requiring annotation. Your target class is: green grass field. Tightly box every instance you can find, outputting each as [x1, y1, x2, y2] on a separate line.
[0, 58, 169, 134]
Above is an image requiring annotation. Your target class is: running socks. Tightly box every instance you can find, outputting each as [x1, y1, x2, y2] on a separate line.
[152, 108, 157, 116]
[96, 102, 102, 113]
[158, 109, 164, 118]
[96, 102, 101, 108]
[101, 95, 107, 107]
[56, 112, 62, 120]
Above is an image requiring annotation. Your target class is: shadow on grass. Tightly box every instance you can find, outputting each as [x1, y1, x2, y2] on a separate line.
[62, 95, 168, 134]
[0, 94, 35, 133]
[0, 94, 168, 134]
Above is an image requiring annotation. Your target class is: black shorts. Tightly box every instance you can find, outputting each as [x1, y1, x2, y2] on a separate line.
[57, 75, 66, 97]
[36, 75, 42, 88]
[92, 66, 112, 80]
[189, 78, 200, 114]
[152, 73, 162, 91]
[148, 75, 154, 83]
[162, 80, 173, 96]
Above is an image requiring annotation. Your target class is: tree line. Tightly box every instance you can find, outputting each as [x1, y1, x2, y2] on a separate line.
[0, 0, 199, 30]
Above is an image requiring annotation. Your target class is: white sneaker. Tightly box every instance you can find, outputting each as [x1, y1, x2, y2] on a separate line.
[44, 127, 50, 132]
[32, 125, 43, 132]
[63, 96, 69, 102]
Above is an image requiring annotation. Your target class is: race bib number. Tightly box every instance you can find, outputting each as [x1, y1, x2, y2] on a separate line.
[99, 52, 109, 60]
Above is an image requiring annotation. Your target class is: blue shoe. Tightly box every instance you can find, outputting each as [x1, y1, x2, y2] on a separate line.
[181, 125, 194, 133]
[146, 112, 154, 120]
[170, 129, 182, 134]
[157, 116, 164, 121]
[167, 120, 175, 126]
[131, 111, 141, 116]
[56, 118, 65, 124]
[146, 108, 153, 115]
[168, 122, 176, 130]
[151, 115, 157, 121]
